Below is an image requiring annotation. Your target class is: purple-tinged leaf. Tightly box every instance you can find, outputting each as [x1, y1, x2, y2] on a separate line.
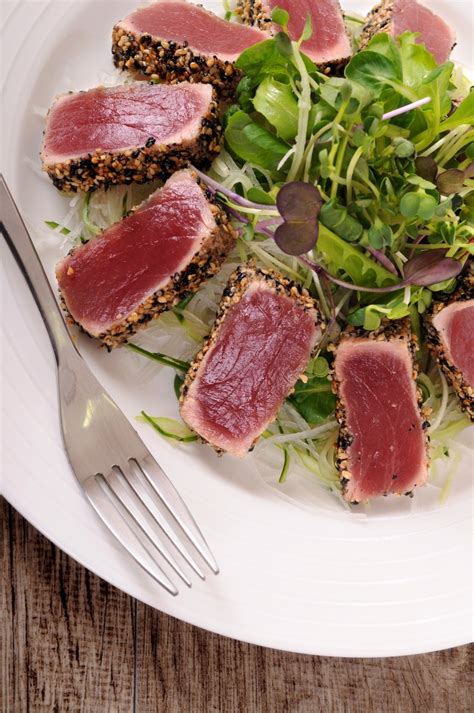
[277, 181, 322, 222]
[299, 256, 406, 293]
[225, 204, 250, 223]
[464, 161, 474, 179]
[275, 221, 319, 255]
[415, 156, 438, 183]
[366, 246, 399, 275]
[408, 234, 425, 259]
[404, 250, 462, 286]
[192, 167, 272, 210]
[436, 168, 465, 195]
[275, 182, 322, 255]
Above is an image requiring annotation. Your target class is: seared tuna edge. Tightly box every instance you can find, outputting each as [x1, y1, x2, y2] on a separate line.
[329, 318, 431, 503]
[235, 0, 350, 73]
[42, 89, 222, 193]
[359, 0, 457, 57]
[58, 175, 238, 349]
[112, 27, 242, 98]
[179, 263, 324, 453]
[358, 0, 394, 51]
[425, 261, 474, 421]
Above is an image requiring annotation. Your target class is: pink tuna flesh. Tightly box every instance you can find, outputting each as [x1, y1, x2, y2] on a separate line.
[42, 82, 213, 163]
[265, 0, 351, 64]
[56, 170, 215, 336]
[119, 0, 269, 63]
[181, 283, 320, 456]
[432, 301, 474, 387]
[335, 339, 428, 502]
[391, 0, 455, 64]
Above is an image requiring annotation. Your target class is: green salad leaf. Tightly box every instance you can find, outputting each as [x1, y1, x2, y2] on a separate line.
[235, 38, 316, 89]
[345, 49, 399, 93]
[398, 32, 436, 86]
[347, 290, 420, 330]
[439, 89, 474, 131]
[317, 225, 398, 287]
[319, 200, 364, 242]
[289, 376, 336, 425]
[253, 77, 299, 141]
[225, 110, 289, 176]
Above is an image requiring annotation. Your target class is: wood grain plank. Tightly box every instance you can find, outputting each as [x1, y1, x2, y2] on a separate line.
[3, 498, 473, 713]
[135, 603, 473, 713]
[1, 498, 135, 713]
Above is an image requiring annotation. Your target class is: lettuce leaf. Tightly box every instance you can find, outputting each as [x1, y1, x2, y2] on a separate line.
[439, 89, 474, 131]
[289, 376, 336, 425]
[316, 225, 398, 287]
[253, 77, 299, 141]
[224, 110, 289, 177]
[236, 38, 316, 89]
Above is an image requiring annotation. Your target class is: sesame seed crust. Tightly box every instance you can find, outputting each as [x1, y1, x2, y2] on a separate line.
[112, 26, 242, 98]
[235, 0, 350, 74]
[424, 260, 474, 421]
[359, 0, 456, 55]
[235, 0, 272, 30]
[358, 0, 394, 51]
[58, 177, 238, 349]
[42, 87, 222, 194]
[179, 263, 324, 454]
[329, 318, 430, 503]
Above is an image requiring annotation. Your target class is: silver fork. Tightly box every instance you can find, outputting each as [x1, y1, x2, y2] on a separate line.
[0, 176, 218, 595]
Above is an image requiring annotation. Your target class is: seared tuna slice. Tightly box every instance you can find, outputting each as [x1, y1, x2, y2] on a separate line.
[56, 170, 237, 349]
[180, 265, 323, 456]
[236, 0, 351, 69]
[359, 0, 456, 64]
[41, 82, 221, 193]
[425, 261, 474, 420]
[112, 0, 269, 97]
[331, 320, 429, 503]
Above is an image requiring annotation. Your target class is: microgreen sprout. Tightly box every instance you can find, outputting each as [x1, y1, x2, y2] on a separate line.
[274, 182, 321, 254]
[300, 250, 462, 293]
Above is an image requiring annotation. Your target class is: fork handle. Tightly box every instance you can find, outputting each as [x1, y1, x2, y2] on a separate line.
[0, 175, 78, 363]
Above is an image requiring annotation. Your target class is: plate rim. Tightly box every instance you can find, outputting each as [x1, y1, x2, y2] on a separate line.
[1, 0, 473, 658]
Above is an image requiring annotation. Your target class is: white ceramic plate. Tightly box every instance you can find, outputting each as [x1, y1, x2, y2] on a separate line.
[1, 0, 473, 657]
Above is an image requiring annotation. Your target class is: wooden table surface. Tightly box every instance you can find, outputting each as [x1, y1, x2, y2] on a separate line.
[2, 497, 472, 713]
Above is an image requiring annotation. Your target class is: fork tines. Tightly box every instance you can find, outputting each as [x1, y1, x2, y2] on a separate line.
[83, 455, 219, 595]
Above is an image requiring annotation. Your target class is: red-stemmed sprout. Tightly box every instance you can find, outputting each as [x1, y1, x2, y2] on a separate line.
[365, 246, 399, 275]
[193, 168, 277, 211]
[299, 253, 462, 292]
[195, 172, 463, 292]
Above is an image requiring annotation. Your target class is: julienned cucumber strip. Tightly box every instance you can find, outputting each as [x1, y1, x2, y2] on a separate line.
[139, 412, 197, 442]
[278, 446, 291, 483]
[45, 220, 70, 236]
[126, 343, 190, 372]
[82, 193, 101, 235]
